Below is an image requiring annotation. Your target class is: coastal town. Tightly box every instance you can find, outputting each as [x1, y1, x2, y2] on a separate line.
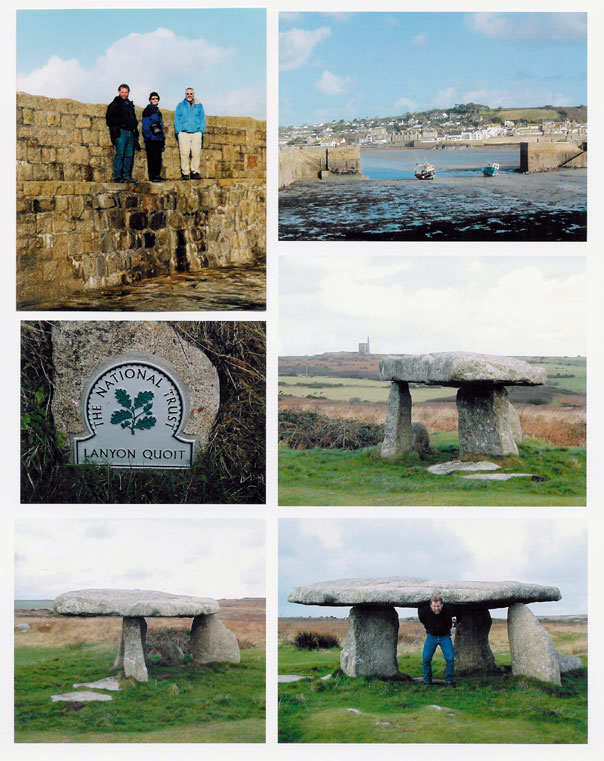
[279, 104, 588, 147]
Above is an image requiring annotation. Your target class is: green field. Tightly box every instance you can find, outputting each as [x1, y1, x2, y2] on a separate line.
[279, 434, 586, 506]
[279, 376, 454, 403]
[15, 644, 265, 743]
[278, 645, 587, 744]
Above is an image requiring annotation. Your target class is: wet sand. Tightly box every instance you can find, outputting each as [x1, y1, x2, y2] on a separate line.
[279, 169, 586, 241]
[19, 265, 266, 312]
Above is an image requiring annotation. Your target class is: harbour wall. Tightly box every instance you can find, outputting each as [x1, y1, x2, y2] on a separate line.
[279, 146, 362, 188]
[519, 141, 587, 173]
[17, 92, 266, 307]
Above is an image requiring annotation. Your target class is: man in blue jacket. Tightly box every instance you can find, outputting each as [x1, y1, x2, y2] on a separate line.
[174, 87, 206, 180]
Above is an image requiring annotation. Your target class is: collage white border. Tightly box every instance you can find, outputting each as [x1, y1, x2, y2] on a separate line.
[2, 1, 603, 759]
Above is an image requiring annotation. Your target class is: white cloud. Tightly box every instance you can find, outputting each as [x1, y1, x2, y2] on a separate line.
[279, 26, 331, 71]
[206, 86, 266, 120]
[17, 28, 240, 113]
[394, 97, 417, 113]
[466, 12, 586, 43]
[431, 87, 457, 109]
[315, 70, 353, 96]
[412, 34, 427, 47]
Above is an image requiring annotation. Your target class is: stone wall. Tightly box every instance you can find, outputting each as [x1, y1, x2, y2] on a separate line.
[16, 92, 266, 306]
[519, 141, 587, 173]
[279, 146, 362, 187]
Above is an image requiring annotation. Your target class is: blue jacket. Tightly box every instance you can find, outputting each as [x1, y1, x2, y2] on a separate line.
[141, 104, 165, 142]
[174, 98, 205, 135]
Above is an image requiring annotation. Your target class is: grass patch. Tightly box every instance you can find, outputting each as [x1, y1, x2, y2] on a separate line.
[278, 646, 587, 744]
[15, 644, 265, 743]
[21, 321, 265, 503]
[279, 434, 585, 506]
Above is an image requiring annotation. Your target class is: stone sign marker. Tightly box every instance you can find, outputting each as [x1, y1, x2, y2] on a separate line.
[51, 322, 220, 469]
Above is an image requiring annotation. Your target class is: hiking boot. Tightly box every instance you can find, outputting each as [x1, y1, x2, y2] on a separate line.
[446, 682, 456, 688]
[181, 173, 190, 180]
[190, 172, 201, 180]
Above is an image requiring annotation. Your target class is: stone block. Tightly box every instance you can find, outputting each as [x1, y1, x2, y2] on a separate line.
[381, 381, 412, 457]
[454, 607, 497, 673]
[190, 614, 240, 665]
[457, 385, 518, 456]
[507, 603, 561, 685]
[341, 605, 399, 677]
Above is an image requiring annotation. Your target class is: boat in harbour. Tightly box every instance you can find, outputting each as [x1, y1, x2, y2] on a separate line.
[414, 162, 436, 180]
[482, 162, 500, 176]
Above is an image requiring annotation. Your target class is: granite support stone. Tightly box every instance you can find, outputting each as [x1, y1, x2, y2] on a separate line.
[380, 381, 412, 457]
[340, 605, 399, 677]
[507, 603, 561, 685]
[457, 385, 518, 456]
[454, 607, 497, 673]
[113, 616, 149, 682]
[190, 613, 241, 665]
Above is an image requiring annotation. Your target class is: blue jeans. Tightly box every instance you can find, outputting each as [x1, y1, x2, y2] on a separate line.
[113, 128, 135, 180]
[422, 634, 454, 683]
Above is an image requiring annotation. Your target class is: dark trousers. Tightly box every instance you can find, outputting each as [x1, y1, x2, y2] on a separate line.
[113, 129, 135, 180]
[145, 140, 163, 179]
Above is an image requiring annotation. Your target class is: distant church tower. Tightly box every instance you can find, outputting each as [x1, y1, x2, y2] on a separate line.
[358, 336, 370, 354]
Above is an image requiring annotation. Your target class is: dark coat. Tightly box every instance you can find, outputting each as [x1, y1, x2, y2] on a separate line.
[142, 104, 165, 143]
[418, 602, 457, 637]
[106, 96, 139, 144]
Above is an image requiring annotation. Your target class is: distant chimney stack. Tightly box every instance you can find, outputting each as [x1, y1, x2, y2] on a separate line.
[358, 337, 370, 354]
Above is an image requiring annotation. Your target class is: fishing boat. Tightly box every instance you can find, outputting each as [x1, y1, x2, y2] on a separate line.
[482, 162, 500, 176]
[414, 162, 436, 180]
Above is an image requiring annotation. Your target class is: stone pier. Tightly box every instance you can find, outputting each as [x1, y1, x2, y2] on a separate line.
[288, 576, 566, 684]
[379, 352, 546, 457]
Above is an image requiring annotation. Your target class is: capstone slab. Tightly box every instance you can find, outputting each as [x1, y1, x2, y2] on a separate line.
[54, 588, 219, 617]
[380, 352, 547, 387]
[288, 577, 561, 610]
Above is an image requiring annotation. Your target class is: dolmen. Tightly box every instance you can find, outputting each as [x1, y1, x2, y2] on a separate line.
[288, 576, 578, 685]
[54, 588, 240, 682]
[380, 352, 546, 457]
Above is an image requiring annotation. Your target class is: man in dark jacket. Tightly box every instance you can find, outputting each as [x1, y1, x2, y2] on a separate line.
[418, 594, 456, 686]
[105, 84, 139, 182]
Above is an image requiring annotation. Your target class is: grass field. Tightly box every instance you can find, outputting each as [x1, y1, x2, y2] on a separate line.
[279, 376, 455, 403]
[278, 617, 587, 744]
[279, 434, 586, 506]
[14, 601, 266, 743]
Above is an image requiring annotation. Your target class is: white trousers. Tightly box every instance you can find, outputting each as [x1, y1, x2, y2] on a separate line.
[177, 131, 202, 175]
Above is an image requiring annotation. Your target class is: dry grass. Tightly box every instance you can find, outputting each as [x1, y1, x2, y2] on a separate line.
[15, 598, 266, 650]
[279, 396, 586, 448]
[279, 616, 587, 657]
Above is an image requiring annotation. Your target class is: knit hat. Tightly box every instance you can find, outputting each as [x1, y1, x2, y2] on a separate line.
[149, 91, 160, 101]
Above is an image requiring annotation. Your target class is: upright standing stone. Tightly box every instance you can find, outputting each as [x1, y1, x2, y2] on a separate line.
[381, 382, 412, 457]
[507, 603, 561, 685]
[340, 605, 399, 677]
[454, 608, 497, 673]
[119, 617, 149, 682]
[190, 614, 241, 665]
[51, 321, 220, 468]
[457, 385, 518, 456]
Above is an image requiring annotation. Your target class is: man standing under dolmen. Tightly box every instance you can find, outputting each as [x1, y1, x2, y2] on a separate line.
[418, 594, 456, 687]
[105, 83, 140, 183]
[174, 86, 206, 180]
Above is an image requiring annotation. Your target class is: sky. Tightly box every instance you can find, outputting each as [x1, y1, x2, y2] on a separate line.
[17, 9, 266, 118]
[14, 519, 265, 601]
[279, 255, 586, 357]
[279, 12, 587, 125]
[279, 517, 587, 618]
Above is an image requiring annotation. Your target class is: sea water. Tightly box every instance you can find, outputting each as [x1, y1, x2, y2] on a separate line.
[361, 147, 519, 180]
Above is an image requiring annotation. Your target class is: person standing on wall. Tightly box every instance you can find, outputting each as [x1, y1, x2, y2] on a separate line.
[105, 83, 140, 183]
[174, 87, 206, 180]
[142, 91, 166, 182]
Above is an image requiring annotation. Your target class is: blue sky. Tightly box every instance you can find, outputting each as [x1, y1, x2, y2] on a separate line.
[17, 9, 266, 117]
[279, 517, 587, 618]
[279, 12, 587, 125]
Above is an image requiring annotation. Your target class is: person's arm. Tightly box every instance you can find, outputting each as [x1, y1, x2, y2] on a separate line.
[174, 104, 182, 136]
[141, 114, 152, 141]
[418, 604, 428, 627]
[199, 103, 206, 134]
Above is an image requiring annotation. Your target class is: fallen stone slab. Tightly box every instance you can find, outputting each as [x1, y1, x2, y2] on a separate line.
[160, 640, 185, 665]
[16, 623, 30, 632]
[556, 652, 583, 672]
[428, 460, 501, 475]
[462, 473, 538, 481]
[278, 675, 310, 683]
[51, 691, 113, 703]
[73, 677, 120, 691]
[289, 576, 561, 610]
[380, 352, 546, 387]
[54, 588, 219, 617]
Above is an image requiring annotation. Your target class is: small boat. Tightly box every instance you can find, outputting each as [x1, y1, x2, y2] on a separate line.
[414, 162, 436, 180]
[482, 162, 500, 176]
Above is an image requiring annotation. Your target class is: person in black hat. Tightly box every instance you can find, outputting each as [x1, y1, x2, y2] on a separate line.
[141, 91, 166, 182]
